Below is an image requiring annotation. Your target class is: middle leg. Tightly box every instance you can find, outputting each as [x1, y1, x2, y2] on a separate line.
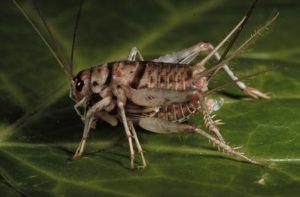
[73, 97, 112, 159]
[128, 121, 147, 169]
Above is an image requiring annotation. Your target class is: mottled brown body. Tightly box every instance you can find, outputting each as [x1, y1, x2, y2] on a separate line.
[107, 61, 206, 90]
[79, 61, 209, 123]
[14, 0, 278, 169]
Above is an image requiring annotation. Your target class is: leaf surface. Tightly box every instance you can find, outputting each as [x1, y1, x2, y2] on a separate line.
[0, 0, 299, 196]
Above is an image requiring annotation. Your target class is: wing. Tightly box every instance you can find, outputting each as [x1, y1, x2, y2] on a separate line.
[125, 86, 203, 107]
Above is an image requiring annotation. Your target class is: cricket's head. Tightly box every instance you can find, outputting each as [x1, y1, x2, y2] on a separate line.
[71, 69, 92, 100]
[71, 65, 110, 100]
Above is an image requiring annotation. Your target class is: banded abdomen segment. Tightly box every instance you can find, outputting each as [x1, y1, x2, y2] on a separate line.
[137, 62, 195, 90]
[126, 98, 220, 123]
[104, 61, 194, 89]
[156, 102, 201, 122]
[103, 61, 207, 92]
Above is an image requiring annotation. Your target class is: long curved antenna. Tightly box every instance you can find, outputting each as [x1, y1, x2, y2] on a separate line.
[70, 0, 85, 74]
[194, 17, 246, 69]
[196, 0, 258, 68]
[12, 0, 74, 81]
[193, 13, 279, 81]
[207, 0, 259, 79]
[32, 1, 73, 78]
[219, 0, 258, 63]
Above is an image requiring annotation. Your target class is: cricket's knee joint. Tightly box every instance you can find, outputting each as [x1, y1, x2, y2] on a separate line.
[117, 101, 125, 108]
[236, 81, 247, 89]
[184, 125, 197, 133]
[86, 113, 91, 119]
[196, 42, 213, 50]
[82, 136, 88, 140]
[86, 110, 94, 119]
[126, 133, 133, 138]
[187, 90, 203, 101]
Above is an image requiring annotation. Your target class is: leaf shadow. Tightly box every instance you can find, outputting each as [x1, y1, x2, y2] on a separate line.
[0, 171, 30, 197]
[219, 91, 248, 100]
[51, 142, 135, 171]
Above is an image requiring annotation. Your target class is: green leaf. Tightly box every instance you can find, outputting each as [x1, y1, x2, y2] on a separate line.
[1, 0, 300, 196]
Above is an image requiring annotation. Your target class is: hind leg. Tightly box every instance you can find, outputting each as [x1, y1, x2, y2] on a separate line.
[138, 117, 261, 165]
[203, 44, 270, 99]
[200, 99, 225, 143]
[153, 42, 211, 64]
[152, 43, 227, 140]
[128, 47, 144, 61]
[154, 42, 269, 99]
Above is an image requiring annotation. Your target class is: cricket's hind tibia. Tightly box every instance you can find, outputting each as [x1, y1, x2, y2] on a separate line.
[138, 117, 262, 166]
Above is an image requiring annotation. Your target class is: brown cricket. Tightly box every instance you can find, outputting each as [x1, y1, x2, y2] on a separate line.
[13, 0, 278, 169]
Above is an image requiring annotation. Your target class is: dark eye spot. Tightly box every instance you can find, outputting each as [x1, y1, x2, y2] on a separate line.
[92, 81, 99, 87]
[76, 80, 84, 92]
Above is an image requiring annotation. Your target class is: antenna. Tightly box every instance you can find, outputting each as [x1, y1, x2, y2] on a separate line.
[195, 0, 259, 71]
[70, 0, 85, 74]
[219, 0, 259, 63]
[12, 0, 74, 80]
[32, 1, 72, 77]
[194, 13, 279, 80]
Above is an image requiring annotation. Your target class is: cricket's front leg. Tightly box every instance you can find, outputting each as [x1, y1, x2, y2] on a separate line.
[73, 97, 87, 121]
[73, 97, 112, 159]
[138, 117, 262, 166]
[73, 117, 94, 159]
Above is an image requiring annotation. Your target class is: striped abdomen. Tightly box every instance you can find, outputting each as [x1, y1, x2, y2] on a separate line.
[105, 61, 207, 91]
[155, 102, 202, 122]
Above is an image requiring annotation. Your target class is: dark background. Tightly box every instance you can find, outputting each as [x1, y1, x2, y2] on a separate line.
[0, 0, 299, 196]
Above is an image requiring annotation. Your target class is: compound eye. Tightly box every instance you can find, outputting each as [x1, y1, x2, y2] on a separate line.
[76, 80, 84, 92]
